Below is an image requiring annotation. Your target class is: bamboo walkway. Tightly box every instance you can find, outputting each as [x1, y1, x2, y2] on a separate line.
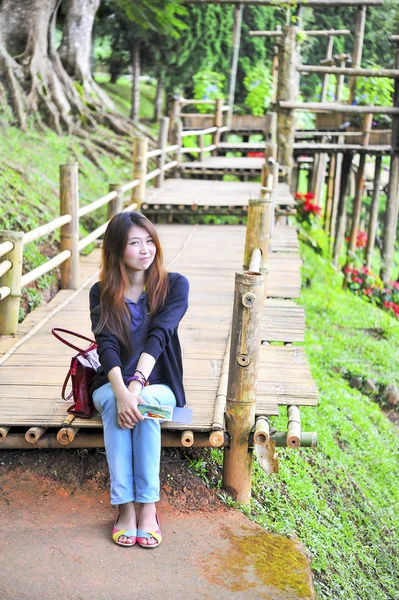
[0, 215, 317, 442]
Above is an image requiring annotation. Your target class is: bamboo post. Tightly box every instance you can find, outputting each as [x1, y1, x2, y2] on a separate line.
[60, 163, 79, 289]
[0, 231, 23, 335]
[181, 430, 194, 447]
[174, 121, 183, 178]
[107, 184, 124, 220]
[324, 155, 336, 234]
[132, 137, 148, 210]
[0, 426, 10, 443]
[333, 152, 354, 267]
[365, 155, 382, 269]
[287, 406, 301, 448]
[346, 114, 372, 261]
[222, 271, 264, 504]
[271, 432, 318, 448]
[243, 198, 273, 277]
[349, 6, 367, 103]
[57, 427, 80, 445]
[227, 3, 244, 129]
[254, 417, 270, 446]
[199, 133, 205, 162]
[156, 116, 169, 188]
[168, 95, 181, 142]
[25, 427, 48, 444]
[276, 26, 298, 186]
[213, 98, 223, 152]
[271, 33, 280, 104]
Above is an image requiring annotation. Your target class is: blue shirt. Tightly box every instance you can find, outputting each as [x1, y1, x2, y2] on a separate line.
[125, 292, 166, 386]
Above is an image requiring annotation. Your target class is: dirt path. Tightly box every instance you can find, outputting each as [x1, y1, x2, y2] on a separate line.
[0, 450, 315, 600]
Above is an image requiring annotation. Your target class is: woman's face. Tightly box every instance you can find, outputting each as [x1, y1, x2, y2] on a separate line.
[123, 224, 156, 272]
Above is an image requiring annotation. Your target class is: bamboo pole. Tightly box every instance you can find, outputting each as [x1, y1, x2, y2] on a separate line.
[298, 66, 399, 78]
[254, 417, 270, 445]
[249, 29, 351, 38]
[0, 432, 231, 450]
[0, 259, 12, 278]
[365, 155, 382, 269]
[349, 6, 367, 103]
[279, 102, 399, 114]
[25, 427, 48, 444]
[271, 432, 318, 448]
[107, 184, 124, 220]
[132, 138, 148, 209]
[277, 26, 298, 186]
[333, 153, 354, 267]
[21, 250, 72, 287]
[271, 38, 280, 104]
[324, 155, 336, 233]
[168, 95, 181, 142]
[184, 0, 383, 6]
[211, 331, 231, 447]
[0, 426, 10, 442]
[346, 114, 373, 261]
[0, 231, 23, 335]
[222, 271, 264, 504]
[213, 98, 223, 152]
[181, 430, 194, 447]
[23, 214, 72, 245]
[243, 198, 273, 274]
[156, 117, 169, 188]
[0, 240, 14, 259]
[287, 406, 301, 448]
[60, 163, 79, 289]
[174, 121, 183, 178]
[57, 427, 80, 445]
[227, 3, 243, 129]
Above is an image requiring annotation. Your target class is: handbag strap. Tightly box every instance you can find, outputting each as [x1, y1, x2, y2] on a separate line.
[61, 366, 73, 401]
[52, 328, 96, 354]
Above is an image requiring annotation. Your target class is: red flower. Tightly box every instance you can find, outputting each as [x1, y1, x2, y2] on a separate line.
[363, 288, 373, 296]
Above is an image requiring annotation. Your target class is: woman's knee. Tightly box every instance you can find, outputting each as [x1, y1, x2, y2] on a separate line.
[93, 383, 117, 414]
[139, 384, 176, 407]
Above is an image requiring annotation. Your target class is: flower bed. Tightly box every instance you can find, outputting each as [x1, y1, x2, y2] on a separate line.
[345, 266, 399, 319]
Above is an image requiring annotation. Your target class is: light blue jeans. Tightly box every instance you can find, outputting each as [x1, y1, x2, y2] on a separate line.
[92, 382, 176, 506]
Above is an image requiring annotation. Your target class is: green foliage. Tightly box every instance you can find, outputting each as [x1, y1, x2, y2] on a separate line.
[243, 62, 273, 116]
[192, 70, 225, 113]
[115, 0, 187, 38]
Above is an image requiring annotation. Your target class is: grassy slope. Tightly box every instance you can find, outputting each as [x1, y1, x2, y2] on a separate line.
[0, 79, 157, 318]
[212, 244, 399, 600]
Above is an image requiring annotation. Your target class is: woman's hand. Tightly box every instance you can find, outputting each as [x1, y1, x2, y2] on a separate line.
[115, 387, 145, 429]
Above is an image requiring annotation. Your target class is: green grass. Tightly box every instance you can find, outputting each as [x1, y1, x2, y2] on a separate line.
[189, 244, 399, 599]
[94, 74, 158, 122]
[0, 126, 132, 318]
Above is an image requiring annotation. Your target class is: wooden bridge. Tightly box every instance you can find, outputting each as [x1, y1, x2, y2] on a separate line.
[0, 109, 318, 503]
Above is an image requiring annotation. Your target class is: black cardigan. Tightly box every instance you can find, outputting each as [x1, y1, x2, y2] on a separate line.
[89, 272, 189, 407]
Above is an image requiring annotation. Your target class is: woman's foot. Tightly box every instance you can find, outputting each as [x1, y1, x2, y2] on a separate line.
[137, 502, 162, 547]
[113, 501, 137, 546]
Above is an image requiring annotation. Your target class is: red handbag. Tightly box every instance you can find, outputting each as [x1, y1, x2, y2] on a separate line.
[51, 328, 100, 419]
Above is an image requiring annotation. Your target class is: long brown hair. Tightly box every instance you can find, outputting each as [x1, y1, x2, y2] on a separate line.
[94, 211, 168, 351]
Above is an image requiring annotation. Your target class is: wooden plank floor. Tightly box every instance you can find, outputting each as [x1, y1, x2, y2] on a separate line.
[181, 156, 264, 173]
[0, 223, 315, 437]
[145, 179, 296, 209]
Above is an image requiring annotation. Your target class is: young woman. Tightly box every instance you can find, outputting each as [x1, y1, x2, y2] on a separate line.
[89, 211, 189, 548]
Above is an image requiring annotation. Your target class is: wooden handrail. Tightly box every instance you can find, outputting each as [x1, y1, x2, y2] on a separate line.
[78, 190, 118, 218]
[0, 241, 14, 259]
[181, 126, 218, 137]
[21, 250, 72, 287]
[0, 285, 10, 300]
[78, 222, 109, 251]
[23, 214, 72, 245]
[0, 260, 12, 278]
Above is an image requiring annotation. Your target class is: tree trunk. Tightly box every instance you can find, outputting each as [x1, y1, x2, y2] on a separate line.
[130, 40, 140, 121]
[0, 0, 84, 132]
[153, 76, 164, 123]
[58, 0, 112, 110]
[0, 0, 137, 135]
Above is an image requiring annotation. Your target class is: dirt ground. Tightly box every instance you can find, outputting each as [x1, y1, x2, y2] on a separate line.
[0, 448, 316, 600]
